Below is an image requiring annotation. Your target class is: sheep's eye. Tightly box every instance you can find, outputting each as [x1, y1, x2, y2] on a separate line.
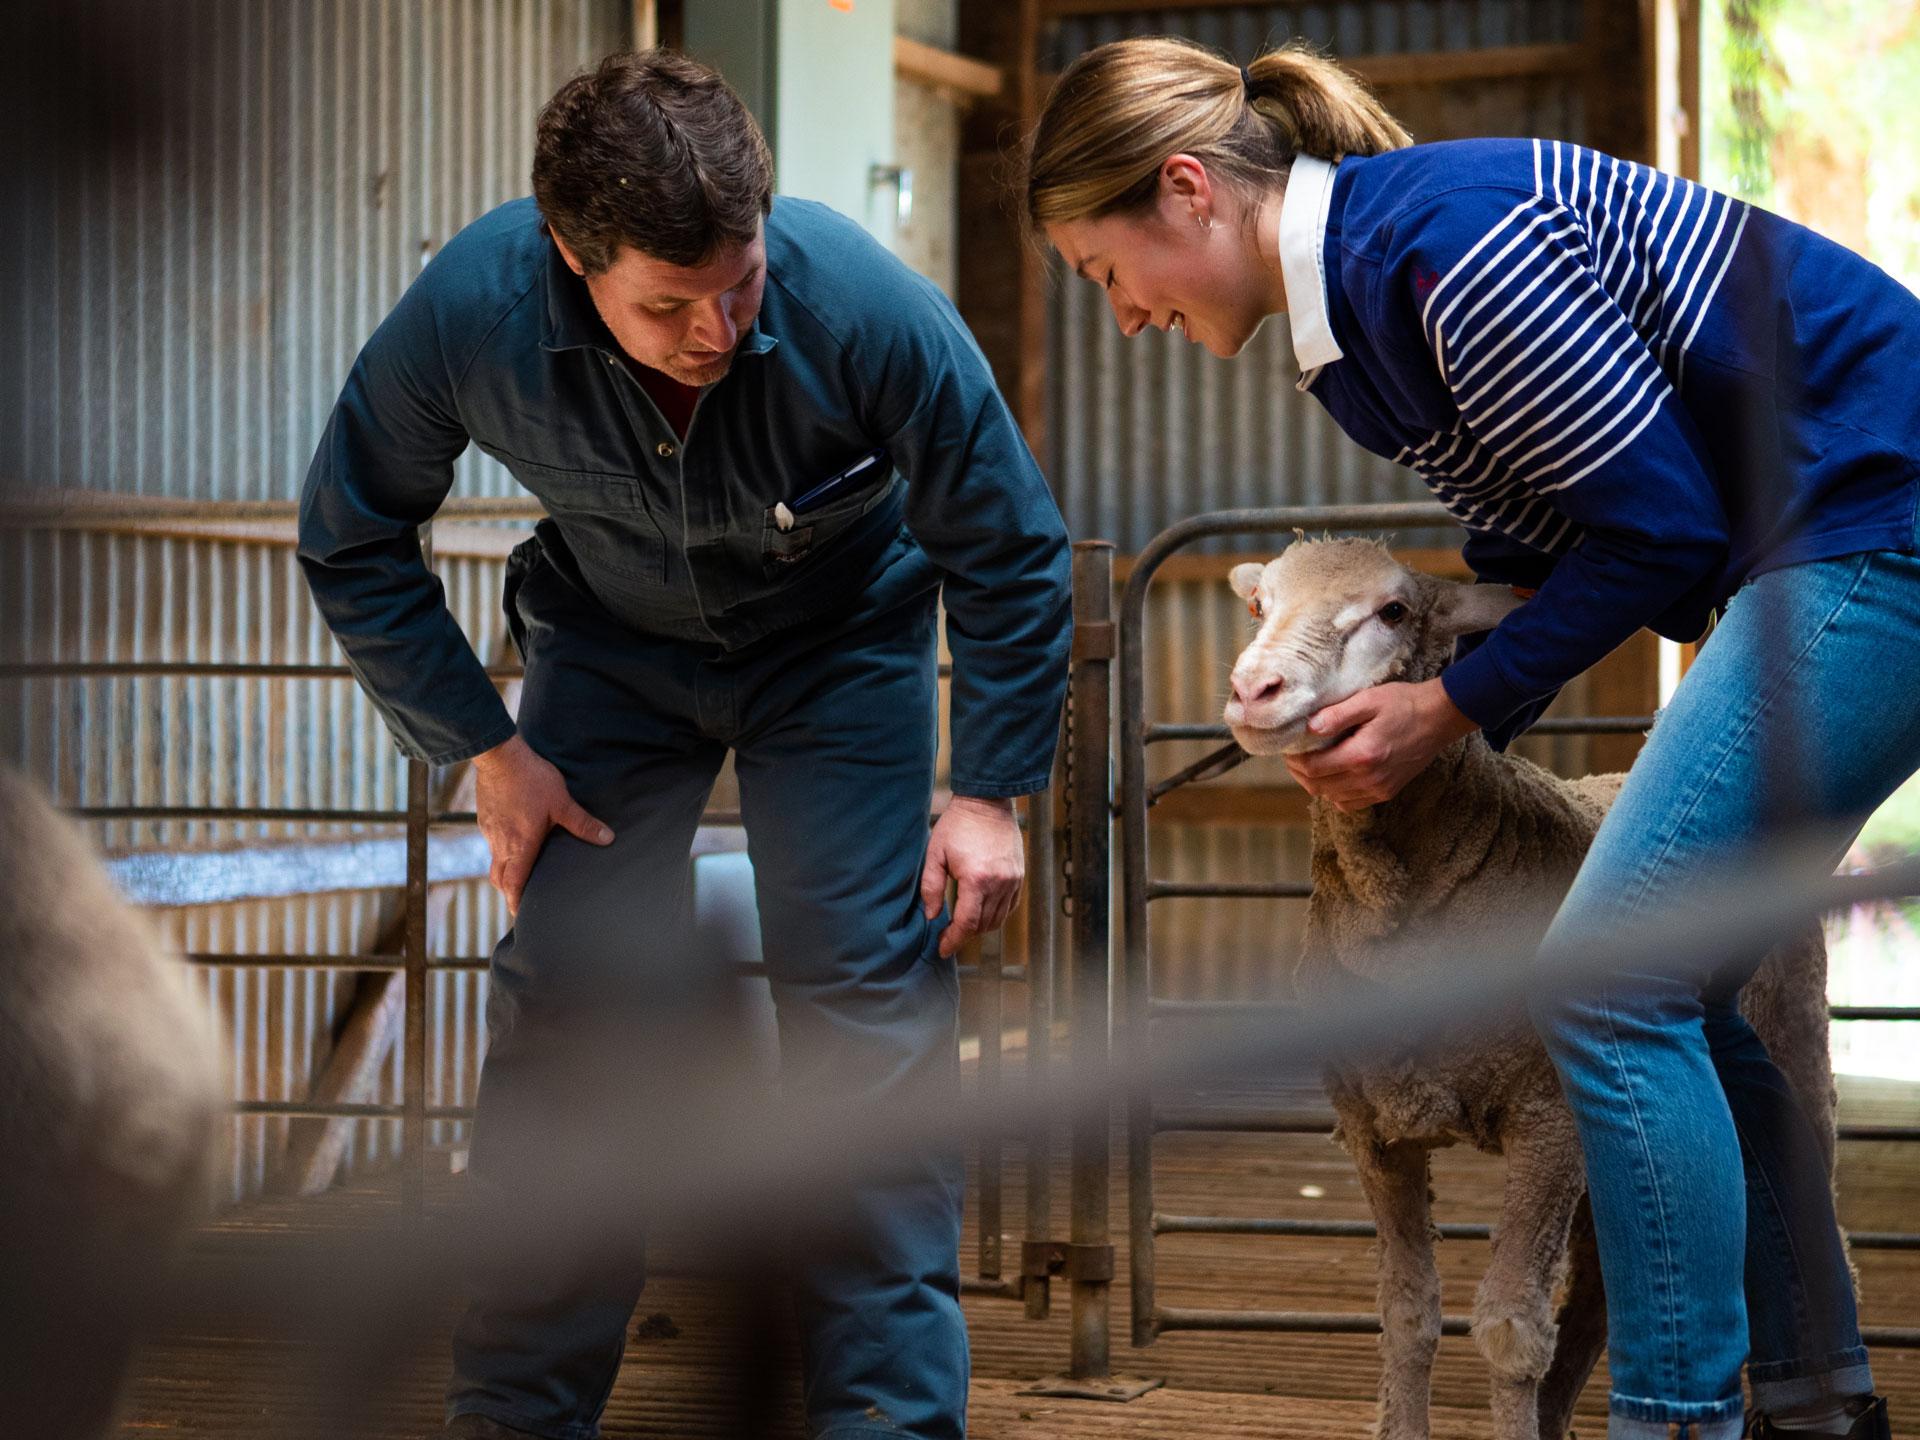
[1248, 598, 1263, 620]
[1378, 601, 1408, 625]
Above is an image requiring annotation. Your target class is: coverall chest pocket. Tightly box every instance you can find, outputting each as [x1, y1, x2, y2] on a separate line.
[517, 464, 668, 584]
[759, 467, 899, 579]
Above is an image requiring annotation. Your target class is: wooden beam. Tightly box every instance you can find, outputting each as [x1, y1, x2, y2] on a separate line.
[1035, 42, 1588, 100]
[1582, 0, 1651, 163]
[1, 489, 538, 557]
[1040, 0, 1294, 13]
[275, 969, 407, 1195]
[895, 35, 1003, 104]
[1349, 43, 1588, 90]
[957, 0, 1048, 455]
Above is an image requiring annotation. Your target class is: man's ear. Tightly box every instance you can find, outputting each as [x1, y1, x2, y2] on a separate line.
[550, 227, 587, 278]
[1228, 562, 1266, 602]
[1430, 580, 1528, 640]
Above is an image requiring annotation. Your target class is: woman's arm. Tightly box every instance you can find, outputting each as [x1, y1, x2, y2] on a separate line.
[1292, 185, 1733, 806]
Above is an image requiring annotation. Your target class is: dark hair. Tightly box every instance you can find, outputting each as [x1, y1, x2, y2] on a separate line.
[533, 49, 774, 274]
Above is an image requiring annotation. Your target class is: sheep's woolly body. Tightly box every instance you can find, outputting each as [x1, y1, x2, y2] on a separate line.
[1237, 539, 1835, 1440]
[0, 767, 225, 1437]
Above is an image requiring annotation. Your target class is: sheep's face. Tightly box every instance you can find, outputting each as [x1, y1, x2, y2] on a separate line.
[1223, 539, 1525, 756]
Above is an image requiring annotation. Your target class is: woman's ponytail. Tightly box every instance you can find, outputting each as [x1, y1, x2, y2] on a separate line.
[1025, 36, 1409, 230]
[1243, 46, 1410, 162]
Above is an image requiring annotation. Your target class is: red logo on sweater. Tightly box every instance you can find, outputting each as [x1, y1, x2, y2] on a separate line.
[1413, 266, 1441, 297]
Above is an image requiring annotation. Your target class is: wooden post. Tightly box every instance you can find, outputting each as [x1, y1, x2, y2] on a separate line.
[957, 0, 1047, 455]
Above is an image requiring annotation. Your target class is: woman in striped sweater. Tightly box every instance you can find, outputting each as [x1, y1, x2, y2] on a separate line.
[1024, 36, 1920, 1440]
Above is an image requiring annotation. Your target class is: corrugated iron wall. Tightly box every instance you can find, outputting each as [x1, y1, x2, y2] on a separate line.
[4, 0, 623, 501]
[2, 0, 626, 1202]
[1042, 2, 1597, 1001]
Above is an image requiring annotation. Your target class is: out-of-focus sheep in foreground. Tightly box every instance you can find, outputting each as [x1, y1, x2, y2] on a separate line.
[0, 766, 225, 1437]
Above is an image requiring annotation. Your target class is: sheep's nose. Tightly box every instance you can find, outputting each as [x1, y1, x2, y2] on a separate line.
[1231, 673, 1284, 707]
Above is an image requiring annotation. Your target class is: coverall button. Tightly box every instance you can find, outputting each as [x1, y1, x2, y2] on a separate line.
[656, 441, 676, 458]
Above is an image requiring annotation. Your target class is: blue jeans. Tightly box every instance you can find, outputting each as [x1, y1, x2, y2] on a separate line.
[448, 526, 968, 1440]
[1531, 520, 1920, 1439]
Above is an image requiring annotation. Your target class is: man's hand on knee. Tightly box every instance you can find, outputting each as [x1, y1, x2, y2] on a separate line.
[920, 795, 1024, 959]
[472, 734, 615, 914]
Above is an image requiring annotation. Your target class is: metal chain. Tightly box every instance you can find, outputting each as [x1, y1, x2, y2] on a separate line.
[1059, 678, 1074, 917]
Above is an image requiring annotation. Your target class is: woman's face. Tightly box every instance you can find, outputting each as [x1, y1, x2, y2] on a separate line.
[1044, 156, 1285, 359]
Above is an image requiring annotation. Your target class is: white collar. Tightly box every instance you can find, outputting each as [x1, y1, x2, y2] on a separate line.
[1275, 153, 1345, 383]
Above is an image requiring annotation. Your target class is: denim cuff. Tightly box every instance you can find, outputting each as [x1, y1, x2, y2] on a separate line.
[1608, 1414, 1745, 1440]
[948, 773, 1052, 800]
[1608, 1388, 1746, 1439]
[446, 1401, 595, 1440]
[1748, 1348, 1875, 1413]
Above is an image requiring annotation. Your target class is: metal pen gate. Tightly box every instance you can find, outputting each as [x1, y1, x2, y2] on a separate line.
[3, 491, 1063, 1318]
[1098, 500, 1920, 1370]
[16, 493, 1920, 1386]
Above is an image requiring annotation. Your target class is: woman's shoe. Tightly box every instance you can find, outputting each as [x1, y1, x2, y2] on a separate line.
[1749, 1396, 1890, 1440]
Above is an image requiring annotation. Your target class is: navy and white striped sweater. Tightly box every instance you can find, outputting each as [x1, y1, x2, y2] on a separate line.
[1287, 138, 1920, 742]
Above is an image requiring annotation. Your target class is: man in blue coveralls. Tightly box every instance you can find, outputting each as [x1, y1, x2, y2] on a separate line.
[297, 49, 1070, 1440]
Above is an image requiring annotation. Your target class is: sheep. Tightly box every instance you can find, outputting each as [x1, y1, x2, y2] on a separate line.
[0, 765, 225, 1438]
[1219, 538, 1835, 1440]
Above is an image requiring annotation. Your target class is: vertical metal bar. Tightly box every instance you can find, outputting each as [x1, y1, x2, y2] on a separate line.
[403, 517, 433, 1223]
[1067, 540, 1114, 1379]
[976, 928, 1004, 1282]
[1119, 538, 1157, 1346]
[1024, 778, 1057, 1320]
[403, 753, 429, 1223]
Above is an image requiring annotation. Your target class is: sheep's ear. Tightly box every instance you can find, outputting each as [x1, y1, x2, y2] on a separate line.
[1228, 562, 1266, 601]
[1430, 580, 1528, 640]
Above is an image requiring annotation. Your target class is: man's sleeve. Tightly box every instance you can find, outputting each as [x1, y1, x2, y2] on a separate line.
[297, 275, 518, 766]
[856, 273, 1071, 799]
[1374, 191, 1730, 739]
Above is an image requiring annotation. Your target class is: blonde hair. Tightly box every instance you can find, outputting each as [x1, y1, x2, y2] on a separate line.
[1024, 36, 1411, 229]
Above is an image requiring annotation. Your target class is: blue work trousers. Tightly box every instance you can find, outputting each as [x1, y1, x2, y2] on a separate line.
[448, 525, 967, 1440]
[1531, 508, 1920, 1439]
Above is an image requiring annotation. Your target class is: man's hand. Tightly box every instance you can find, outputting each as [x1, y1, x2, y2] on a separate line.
[920, 795, 1024, 959]
[1284, 677, 1479, 813]
[471, 734, 614, 914]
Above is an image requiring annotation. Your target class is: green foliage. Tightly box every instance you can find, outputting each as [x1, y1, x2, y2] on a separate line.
[1712, 0, 1788, 200]
[1861, 770, 1920, 860]
[1703, 0, 1920, 289]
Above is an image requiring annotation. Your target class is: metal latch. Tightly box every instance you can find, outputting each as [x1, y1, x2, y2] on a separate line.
[1070, 621, 1114, 662]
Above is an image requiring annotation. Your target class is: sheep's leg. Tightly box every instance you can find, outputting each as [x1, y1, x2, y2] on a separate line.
[1352, 1137, 1441, 1440]
[1536, 1193, 1606, 1440]
[1474, 1123, 1584, 1440]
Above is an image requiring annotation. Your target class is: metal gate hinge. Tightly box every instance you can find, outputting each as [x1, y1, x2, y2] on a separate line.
[1071, 621, 1114, 662]
[1021, 1240, 1068, 1279]
[1019, 1240, 1113, 1283]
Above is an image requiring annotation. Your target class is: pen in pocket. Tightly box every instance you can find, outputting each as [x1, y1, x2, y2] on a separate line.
[773, 449, 887, 532]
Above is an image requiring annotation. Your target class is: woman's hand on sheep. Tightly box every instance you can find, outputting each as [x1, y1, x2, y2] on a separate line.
[471, 733, 616, 914]
[921, 795, 1026, 958]
[1285, 678, 1480, 812]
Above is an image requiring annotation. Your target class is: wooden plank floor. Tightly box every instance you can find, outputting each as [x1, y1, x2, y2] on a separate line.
[119, 1075, 1920, 1438]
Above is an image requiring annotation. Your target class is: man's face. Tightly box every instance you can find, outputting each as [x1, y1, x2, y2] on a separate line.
[553, 223, 767, 387]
